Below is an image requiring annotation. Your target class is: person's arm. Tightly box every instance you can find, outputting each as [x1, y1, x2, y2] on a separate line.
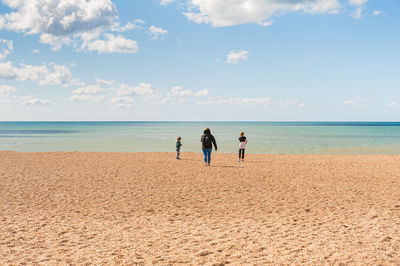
[201, 135, 204, 143]
[245, 138, 248, 144]
[212, 135, 218, 151]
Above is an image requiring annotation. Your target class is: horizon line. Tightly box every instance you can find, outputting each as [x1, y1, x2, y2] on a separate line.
[0, 120, 399, 123]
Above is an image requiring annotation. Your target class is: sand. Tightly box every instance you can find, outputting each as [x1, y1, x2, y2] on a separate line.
[1, 151, 400, 264]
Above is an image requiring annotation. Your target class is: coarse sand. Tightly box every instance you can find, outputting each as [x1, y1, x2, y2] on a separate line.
[1, 151, 400, 264]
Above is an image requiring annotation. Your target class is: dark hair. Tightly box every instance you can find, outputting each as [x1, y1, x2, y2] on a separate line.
[203, 128, 211, 134]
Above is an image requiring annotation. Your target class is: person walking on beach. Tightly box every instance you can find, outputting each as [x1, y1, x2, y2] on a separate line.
[201, 128, 217, 166]
[238, 132, 247, 162]
[176, 137, 182, 160]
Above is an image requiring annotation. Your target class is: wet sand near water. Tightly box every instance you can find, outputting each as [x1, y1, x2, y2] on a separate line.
[1, 151, 400, 264]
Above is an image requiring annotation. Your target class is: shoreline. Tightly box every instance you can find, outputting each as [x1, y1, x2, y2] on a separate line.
[2, 150, 400, 156]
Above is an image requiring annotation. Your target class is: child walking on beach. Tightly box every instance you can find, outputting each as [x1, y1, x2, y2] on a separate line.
[238, 132, 247, 162]
[176, 137, 182, 159]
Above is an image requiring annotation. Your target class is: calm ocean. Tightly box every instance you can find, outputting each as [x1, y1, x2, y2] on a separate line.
[1, 122, 400, 154]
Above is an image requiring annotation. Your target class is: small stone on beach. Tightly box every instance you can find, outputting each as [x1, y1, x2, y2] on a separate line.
[198, 250, 211, 256]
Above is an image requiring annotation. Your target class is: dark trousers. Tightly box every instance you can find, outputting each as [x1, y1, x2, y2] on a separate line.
[176, 148, 180, 159]
[239, 148, 245, 159]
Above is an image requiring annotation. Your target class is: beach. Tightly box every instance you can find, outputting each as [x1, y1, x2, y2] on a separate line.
[1, 151, 400, 264]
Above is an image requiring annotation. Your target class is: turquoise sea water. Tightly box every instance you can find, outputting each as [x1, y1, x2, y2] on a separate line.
[1, 122, 400, 154]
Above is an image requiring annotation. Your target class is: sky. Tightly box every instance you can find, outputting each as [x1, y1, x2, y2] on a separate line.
[0, 0, 399, 121]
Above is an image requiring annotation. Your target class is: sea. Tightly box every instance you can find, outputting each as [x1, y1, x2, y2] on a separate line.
[1, 122, 400, 154]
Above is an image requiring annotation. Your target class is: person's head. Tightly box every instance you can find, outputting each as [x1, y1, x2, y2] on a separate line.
[240, 132, 244, 136]
[177, 137, 181, 141]
[204, 128, 211, 134]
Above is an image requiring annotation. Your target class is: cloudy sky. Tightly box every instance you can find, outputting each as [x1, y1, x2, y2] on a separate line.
[0, 0, 399, 121]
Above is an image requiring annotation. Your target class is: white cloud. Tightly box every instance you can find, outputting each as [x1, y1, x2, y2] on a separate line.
[351, 7, 363, 19]
[260, 20, 273, 27]
[66, 94, 105, 102]
[0, 61, 15, 79]
[0, 61, 83, 87]
[109, 96, 135, 109]
[227, 50, 249, 64]
[115, 83, 155, 96]
[387, 102, 397, 108]
[40, 64, 83, 86]
[154, 87, 208, 105]
[344, 99, 372, 106]
[111, 19, 145, 32]
[194, 89, 209, 97]
[157, 97, 171, 105]
[348, 0, 367, 19]
[169, 86, 193, 96]
[21, 96, 51, 106]
[0, 0, 141, 53]
[14, 65, 49, 82]
[221, 97, 272, 106]
[39, 33, 72, 51]
[32, 49, 40, 54]
[0, 84, 17, 103]
[148, 25, 168, 40]
[112, 103, 134, 109]
[0, 39, 13, 60]
[85, 33, 138, 54]
[72, 85, 103, 94]
[109, 96, 135, 104]
[0, 16, 5, 29]
[0, 99, 12, 104]
[95, 77, 114, 87]
[65, 80, 157, 108]
[0, 0, 116, 39]
[373, 10, 384, 16]
[2, 0, 116, 33]
[184, 0, 341, 27]
[348, 0, 367, 6]
[160, 0, 175, 5]
[197, 100, 212, 106]
[167, 86, 209, 97]
[0, 85, 16, 95]
[66, 83, 211, 107]
[279, 99, 305, 108]
[198, 96, 308, 107]
[198, 96, 272, 106]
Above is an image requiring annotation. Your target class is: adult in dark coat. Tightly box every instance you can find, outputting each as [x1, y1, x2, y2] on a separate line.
[201, 128, 217, 166]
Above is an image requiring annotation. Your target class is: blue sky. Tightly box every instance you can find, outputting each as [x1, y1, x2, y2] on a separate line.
[0, 0, 399, 121]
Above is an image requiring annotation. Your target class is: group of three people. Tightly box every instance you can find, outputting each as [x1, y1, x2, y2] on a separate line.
[176, 128, 248, 166]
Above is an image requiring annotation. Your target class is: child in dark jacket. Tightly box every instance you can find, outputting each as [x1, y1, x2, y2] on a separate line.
[176, 137, 182, 159]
